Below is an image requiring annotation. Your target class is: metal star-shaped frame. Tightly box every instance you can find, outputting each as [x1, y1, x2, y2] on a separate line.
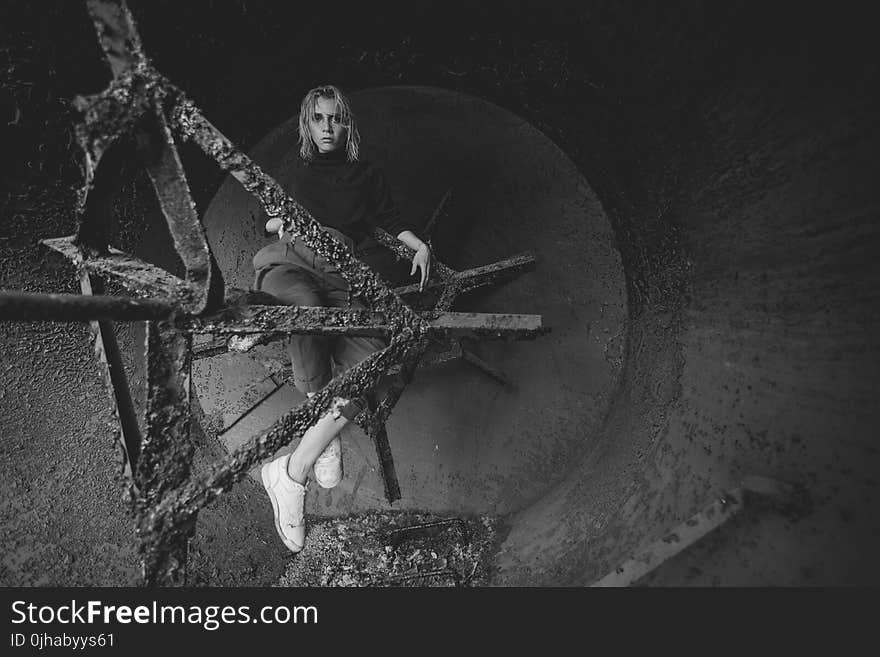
[0, 0, 546, 585]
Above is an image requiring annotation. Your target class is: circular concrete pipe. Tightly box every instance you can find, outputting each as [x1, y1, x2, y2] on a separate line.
[195, 87, 627, 529]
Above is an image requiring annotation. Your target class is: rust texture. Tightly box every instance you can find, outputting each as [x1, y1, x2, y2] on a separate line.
[140, 106, 224, 314]
[365, 399, 401, 503]
[183, 306, 544, 338]
[79, 272, 142, 485]
[41, 236, 199, 306]
[0, 289, 173, 322]
[136, 320, 195, 585]
[388, 251, 535, 297]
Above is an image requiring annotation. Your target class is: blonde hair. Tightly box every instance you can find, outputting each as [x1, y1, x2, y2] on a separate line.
[298, 85, 360, 162]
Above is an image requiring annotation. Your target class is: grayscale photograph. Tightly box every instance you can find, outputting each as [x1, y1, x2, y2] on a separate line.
[1, 0, 877, 598]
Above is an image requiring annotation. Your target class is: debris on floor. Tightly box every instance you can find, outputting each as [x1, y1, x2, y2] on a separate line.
[276, 511, 503, 587]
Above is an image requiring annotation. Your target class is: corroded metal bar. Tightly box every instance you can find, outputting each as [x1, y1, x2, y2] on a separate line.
[0, 290, 173, 322]
[254, 343, 463, 382]
[192, 340, 229, 360]
[185, 305, 389, 337]
[42, 236, 199, 307]
[141, 106, 224, 314]
[352, 342, 425, 442]
[138, 322, 194, 504]
[392, 252, 535, 297]
[366, 400, 401, 504]
[182, 306, 544, 337]
[456, 252, 536, 292]
[370, 227, 457, 281]
[79, 273, 142, 485]
[136, 320, 195, 586]
[85, 0, 145, 77]
[70, 75, 155, 254]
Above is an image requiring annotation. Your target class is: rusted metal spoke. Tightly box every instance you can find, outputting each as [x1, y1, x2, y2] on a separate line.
[140, 106, 224, 314]
[78, 273, 142, 486]
[85, 0, 146, 77]
[0, 290, 173, 322]
[366, 406, 401, 504]
[392, 252, 534, 297]
[42, 236, 199, 307]
[183, 306, 544, 338]
[135, 321, 195, 586]
[370, 227, 457, 281]
[138, 322, 194, 505]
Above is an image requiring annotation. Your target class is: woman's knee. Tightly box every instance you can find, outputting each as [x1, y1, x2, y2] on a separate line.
[259, 266, 322, 306]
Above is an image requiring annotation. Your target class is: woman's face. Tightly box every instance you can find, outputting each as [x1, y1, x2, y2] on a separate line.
[308, 97, 346, 153]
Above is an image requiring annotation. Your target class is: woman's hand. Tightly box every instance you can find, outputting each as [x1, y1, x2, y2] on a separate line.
[265, 217, 285, 239]
[410, 243, 432, 291]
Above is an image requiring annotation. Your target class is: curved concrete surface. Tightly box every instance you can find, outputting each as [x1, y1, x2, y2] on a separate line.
[196, 86, 627, 517]
[2, 3, 877, 587]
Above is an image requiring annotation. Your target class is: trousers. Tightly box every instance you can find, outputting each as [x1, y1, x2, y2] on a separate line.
[254, 228, 386, 420]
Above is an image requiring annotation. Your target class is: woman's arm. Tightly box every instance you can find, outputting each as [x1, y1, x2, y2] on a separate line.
[396, 230, 431, 291]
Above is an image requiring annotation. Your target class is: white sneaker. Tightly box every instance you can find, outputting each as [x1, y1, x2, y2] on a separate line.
[314, 436, 343, 489]
[261, 454, 307, 553]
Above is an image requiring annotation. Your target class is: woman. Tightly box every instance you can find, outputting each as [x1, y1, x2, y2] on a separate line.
[255, 85, 431, 553]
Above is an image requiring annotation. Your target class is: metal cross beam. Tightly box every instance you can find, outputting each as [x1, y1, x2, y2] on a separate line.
[183, 307, 544, 338]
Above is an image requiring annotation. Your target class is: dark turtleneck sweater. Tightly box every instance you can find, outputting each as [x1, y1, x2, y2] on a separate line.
[275, 149, 409, 245]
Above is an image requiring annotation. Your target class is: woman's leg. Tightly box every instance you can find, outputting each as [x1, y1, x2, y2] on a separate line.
[286, 395, 349, 484]
[258, 265, 332, 395]
[258, 264, 347, 551]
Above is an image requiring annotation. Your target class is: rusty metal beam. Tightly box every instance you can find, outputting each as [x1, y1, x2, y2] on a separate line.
[456, 252, 537, 293]
[70, 77, 154, 254]
[183, 306, 544, 338]
[42, 236, 199, 307]
[79, 273, 142, 485]
[140, 106, 224, 314]
[392, 252, 536, 297]
[366, 396, 401, 504]
[85, 0, 146, 77]
[370, 227, 457, 281]
[0, 290, 174, 322]
[135, 320, 195, 586]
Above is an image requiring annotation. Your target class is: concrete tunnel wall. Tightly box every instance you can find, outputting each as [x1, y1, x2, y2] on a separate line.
[196, 85, 627, 519]
[1, 2, 877, 586]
